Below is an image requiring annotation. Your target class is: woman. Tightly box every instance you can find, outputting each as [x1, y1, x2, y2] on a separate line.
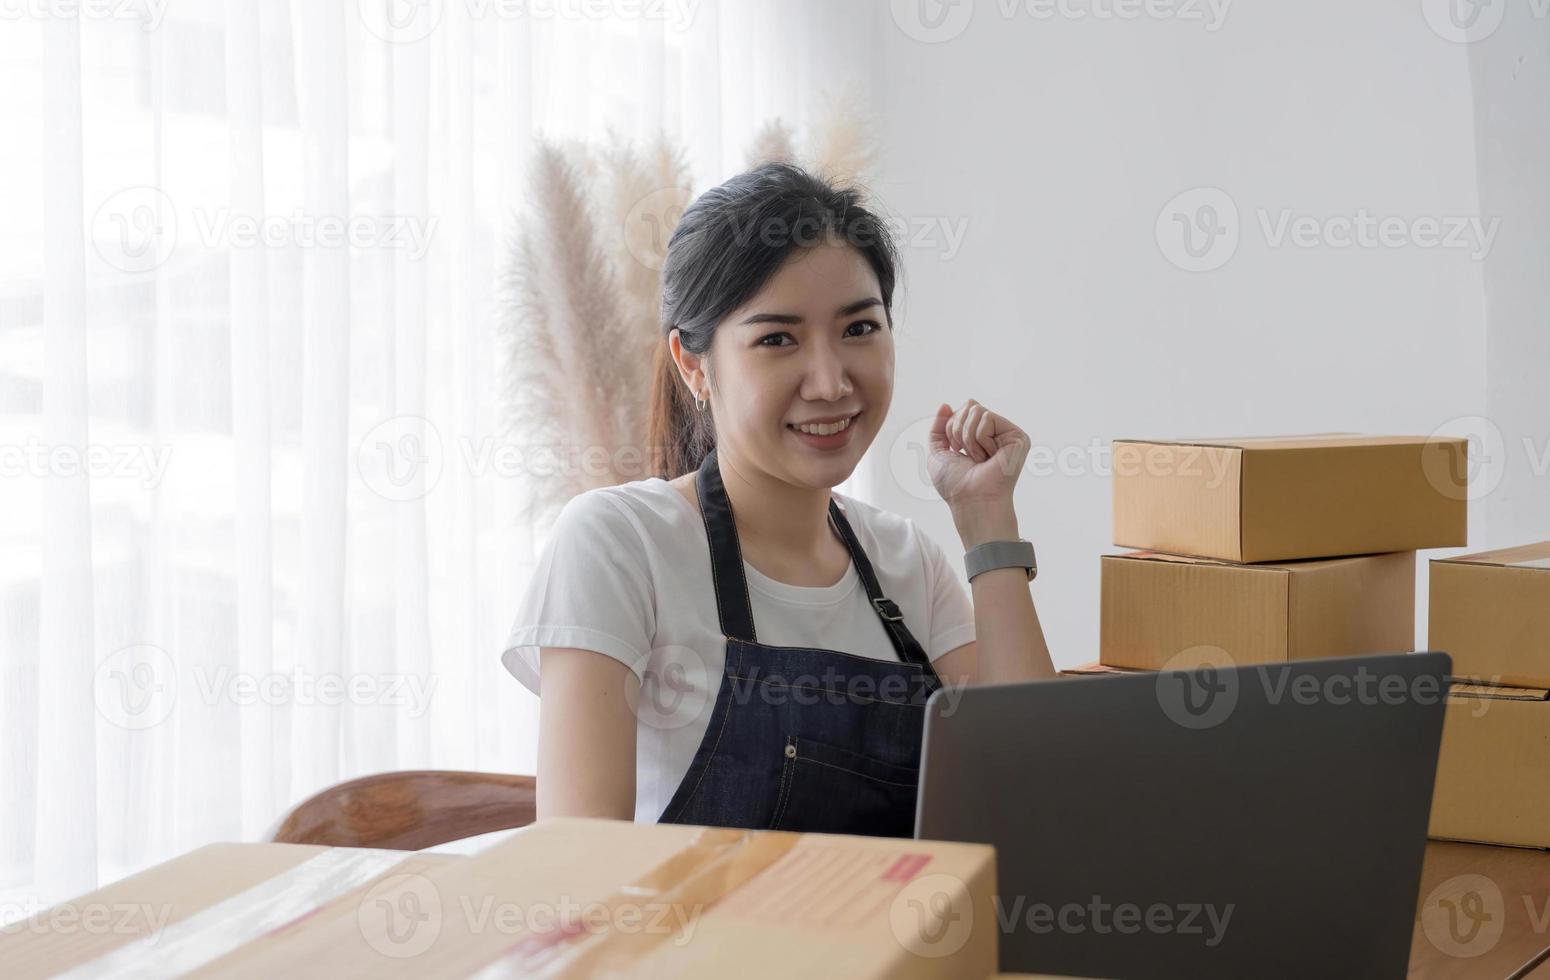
[502, 162, 1055, 837]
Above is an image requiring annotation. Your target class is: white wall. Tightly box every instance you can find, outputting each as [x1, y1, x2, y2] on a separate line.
[1469, 5, 1550, 551]
[863, 0, 1495, 667]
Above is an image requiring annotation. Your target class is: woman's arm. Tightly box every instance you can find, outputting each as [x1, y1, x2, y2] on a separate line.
[536, 647, 639, 821]
[928, 399, 1057, 686]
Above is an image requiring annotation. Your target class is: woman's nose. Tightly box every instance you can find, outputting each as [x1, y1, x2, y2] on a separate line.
[803, 352, 853, 400]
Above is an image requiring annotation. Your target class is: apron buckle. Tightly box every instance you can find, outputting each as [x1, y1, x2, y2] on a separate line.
[872, 597, 904, 622]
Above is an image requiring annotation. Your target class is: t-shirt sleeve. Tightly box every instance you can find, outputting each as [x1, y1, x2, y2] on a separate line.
[501, 490, 657, 697]
[918, 525, 976, 661]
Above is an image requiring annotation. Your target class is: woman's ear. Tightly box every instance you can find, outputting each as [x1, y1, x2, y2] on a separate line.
[668, 329, 708, 399]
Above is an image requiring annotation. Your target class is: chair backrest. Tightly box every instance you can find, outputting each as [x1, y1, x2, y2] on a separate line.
[269, 770, 537, 850]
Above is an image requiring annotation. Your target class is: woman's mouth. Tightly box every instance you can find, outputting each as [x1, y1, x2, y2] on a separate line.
[786, 412, 860, 450]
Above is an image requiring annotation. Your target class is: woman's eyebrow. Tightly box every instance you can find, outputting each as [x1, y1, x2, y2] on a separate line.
[739, 297, 882, 326]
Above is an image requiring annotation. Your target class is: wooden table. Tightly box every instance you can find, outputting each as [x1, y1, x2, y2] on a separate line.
[1409, 841, 1550, 978]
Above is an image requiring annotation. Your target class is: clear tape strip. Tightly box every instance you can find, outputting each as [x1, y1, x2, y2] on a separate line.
[468, 828, 802, 979]
[57, 847, 409, 979]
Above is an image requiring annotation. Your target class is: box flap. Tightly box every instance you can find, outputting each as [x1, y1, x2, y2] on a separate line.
[1115, 432, 1356, 448]
[1436, 540, 1550, 569]
[1115, 433, 1444, 451]
[1060, 661, 1152, 675]
[1105, 550, 1247, 568]
[1106, 551, 1376, 574]
[1448, 682, 1550, 701]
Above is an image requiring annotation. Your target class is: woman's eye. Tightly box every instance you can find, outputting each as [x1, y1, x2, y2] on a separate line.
[759, 321, 878, 347]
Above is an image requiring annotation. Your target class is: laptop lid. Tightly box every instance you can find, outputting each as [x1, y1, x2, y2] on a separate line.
[915, 651, 1450, 978]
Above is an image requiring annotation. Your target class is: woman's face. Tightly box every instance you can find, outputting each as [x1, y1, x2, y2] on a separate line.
[686, 241, 895, 489]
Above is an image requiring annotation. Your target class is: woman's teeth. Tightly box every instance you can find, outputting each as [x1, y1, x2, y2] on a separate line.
[790, 416, 853, 436]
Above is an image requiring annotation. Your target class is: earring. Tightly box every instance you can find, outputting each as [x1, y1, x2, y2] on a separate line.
[694, 391, 707, 412]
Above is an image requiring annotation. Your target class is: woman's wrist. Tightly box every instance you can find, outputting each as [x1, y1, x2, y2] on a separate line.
[951, 498, 1020, 550]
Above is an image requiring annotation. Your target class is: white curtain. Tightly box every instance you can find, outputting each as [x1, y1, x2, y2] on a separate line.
[0, 0, 877, 910]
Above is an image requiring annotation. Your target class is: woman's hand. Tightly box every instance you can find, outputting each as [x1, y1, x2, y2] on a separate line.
[927, 399, 1030, 506]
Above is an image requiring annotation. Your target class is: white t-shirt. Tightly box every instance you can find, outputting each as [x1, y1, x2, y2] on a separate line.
[501, 476, 977, 824]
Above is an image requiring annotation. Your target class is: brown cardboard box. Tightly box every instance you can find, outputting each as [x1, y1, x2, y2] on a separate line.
[1430, 541, 1550, 688]
[1429, 682, 1550, 849]
[203, 817, 998, 978]
[1100, 550, 1415, 670]
[1112, 434, 1468, 562]
[0, 843, 457, 979]
[15, 819, 998, 978]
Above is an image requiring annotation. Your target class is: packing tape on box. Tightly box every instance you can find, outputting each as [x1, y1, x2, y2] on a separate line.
[469, 826, 802, 978]
[56, 847, 410, 979]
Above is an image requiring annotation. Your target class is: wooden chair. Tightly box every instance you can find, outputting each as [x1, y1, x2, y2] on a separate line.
[269, 771, 537, 850]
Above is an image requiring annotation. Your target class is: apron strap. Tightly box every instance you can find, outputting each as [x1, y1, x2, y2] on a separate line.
[695, 447, 938, 674]
[695, 446, 760, 642]
[825, 499, 937, 672]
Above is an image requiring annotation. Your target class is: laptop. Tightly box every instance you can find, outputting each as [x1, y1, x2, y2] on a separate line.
[915, 651, 1450, 978]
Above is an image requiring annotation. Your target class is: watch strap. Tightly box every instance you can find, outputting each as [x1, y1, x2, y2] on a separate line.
[964, 538, 1038, 582]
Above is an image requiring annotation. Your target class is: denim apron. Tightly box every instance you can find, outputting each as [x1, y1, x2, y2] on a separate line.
[656, 446, 944, 838]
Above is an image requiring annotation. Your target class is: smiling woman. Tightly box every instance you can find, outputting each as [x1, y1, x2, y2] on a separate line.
[504, 163, 1053, 838]
[509, 165, 945, 832]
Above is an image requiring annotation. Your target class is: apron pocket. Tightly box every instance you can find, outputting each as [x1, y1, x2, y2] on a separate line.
[768, 734, 920, 838]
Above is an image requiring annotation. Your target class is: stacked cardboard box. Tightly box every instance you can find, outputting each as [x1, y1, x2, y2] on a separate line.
[2, 818, 998, 979]
[1427, 542, 1550, 849]
[1098, 434, 1467, 671]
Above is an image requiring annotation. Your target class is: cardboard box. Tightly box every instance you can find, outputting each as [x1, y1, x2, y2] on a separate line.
[1430, 541, 1550, 688]
[1112, 434, 1468, 562]
[1100, 550, 1415, 670]
[1, 843, 457, 979]
[1429, 682, 1550, 849]
[206, 818, 997, 978]
[11, 820, 998, 979]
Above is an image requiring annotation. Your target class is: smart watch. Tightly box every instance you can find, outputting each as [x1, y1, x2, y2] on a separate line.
[964, 538, 1038, 583]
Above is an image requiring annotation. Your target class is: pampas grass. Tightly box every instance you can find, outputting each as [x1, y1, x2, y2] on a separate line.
[745, 118, 796, 170]
[598, 130, 692, 431]
[805, 84, 878, 192]
[498, 142, 636, 530]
